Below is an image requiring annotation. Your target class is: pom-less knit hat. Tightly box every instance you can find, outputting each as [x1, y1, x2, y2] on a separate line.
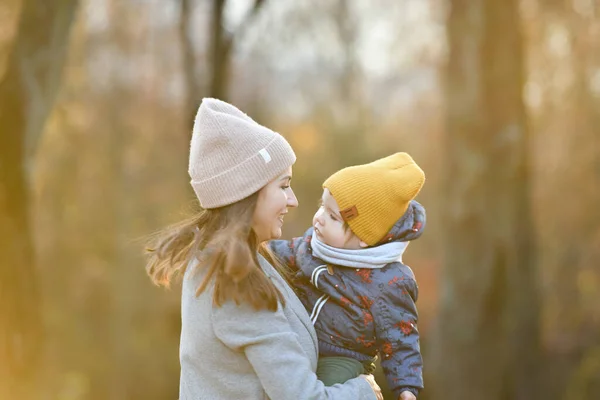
[323, 152, 425, 246]
[188, 98, 296, 209]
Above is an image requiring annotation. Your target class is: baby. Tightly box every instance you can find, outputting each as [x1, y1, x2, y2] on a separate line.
[270, 152, 426, 400]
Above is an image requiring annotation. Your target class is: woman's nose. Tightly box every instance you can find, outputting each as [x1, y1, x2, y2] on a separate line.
[287, 188, 299, 208]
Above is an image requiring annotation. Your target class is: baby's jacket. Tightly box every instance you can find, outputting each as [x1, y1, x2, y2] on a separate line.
[269, 200, 426, 399]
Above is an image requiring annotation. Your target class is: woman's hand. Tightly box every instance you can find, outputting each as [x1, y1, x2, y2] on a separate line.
[360, 374, 383, 400]
[399, 390, 417, 400]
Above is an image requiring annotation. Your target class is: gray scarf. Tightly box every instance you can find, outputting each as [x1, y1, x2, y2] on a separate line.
[310, 235, 408, 269]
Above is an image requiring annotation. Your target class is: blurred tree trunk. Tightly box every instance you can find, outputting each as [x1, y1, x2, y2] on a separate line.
[205, 0, 265, 102]
[565, 3, 600, 339]
[208, 0, 231, 101]
[0, 1, 78, 399]
[178, 0, 266, 131]
[88, 3, 134, 398]
[179, 0, 202, 125]
[561, 8, 600, 399]
[106, 92, 129, 400]
[431, 1, 540, 399]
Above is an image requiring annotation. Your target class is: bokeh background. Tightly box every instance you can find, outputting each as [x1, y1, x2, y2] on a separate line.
[1, 1, 599, 399]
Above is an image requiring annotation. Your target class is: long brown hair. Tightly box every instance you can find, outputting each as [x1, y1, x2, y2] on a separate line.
[145, 193, 289, 311]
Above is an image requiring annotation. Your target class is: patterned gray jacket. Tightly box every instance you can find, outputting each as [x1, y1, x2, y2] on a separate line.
[269, 200, 427, 399]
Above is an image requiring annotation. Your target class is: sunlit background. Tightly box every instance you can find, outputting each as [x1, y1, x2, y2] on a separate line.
[1, 0, 599, 399]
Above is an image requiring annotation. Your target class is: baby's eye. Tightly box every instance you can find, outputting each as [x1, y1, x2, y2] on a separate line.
[329, 213, 338, 221]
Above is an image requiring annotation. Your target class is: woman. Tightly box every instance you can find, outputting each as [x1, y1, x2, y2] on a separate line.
[145, 98, 382, 399]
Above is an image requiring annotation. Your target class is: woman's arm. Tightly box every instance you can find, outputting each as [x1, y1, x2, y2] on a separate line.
[212, 299, 377, 400]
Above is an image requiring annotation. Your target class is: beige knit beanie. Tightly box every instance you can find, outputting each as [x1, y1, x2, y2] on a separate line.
[188, 98, 296, 209]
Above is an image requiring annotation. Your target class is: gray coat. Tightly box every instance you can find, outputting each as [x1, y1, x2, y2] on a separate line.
[179, 253, 376, 400]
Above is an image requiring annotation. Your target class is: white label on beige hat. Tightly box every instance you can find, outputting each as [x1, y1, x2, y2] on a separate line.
[259, 148, 272, 164]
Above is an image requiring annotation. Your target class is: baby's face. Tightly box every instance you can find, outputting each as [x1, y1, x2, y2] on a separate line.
[312, 189, 366, 250]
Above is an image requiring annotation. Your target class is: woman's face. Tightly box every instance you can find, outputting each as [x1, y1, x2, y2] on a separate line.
[252, 167, 298, 242]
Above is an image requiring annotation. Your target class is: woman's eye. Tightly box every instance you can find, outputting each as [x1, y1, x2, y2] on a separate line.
[281, 185, 290, 190]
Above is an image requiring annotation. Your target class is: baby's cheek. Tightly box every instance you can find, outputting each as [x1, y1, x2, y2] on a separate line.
[331, 235, 344, 248]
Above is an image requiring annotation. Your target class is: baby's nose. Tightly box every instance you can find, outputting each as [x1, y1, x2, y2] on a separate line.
[316, 211, 326, 224]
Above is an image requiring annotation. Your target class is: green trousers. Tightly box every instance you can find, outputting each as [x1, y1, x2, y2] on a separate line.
[316, 356, 367, 386]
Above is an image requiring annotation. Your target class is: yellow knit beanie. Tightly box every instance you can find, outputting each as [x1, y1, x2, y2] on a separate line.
[323, 152, 425, 246]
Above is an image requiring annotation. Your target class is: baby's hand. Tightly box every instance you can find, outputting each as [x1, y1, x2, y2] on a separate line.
[399, 390, 417, 400]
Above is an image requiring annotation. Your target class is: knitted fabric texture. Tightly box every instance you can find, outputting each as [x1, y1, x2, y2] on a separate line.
[323, 152, 425, 245]
[188, 98, 296, 209]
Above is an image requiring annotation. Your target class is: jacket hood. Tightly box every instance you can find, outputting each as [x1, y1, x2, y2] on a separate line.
[378, 200, 426, 244]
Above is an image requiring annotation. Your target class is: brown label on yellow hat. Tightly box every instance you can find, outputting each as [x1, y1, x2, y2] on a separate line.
[340, 205, 359, 221]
